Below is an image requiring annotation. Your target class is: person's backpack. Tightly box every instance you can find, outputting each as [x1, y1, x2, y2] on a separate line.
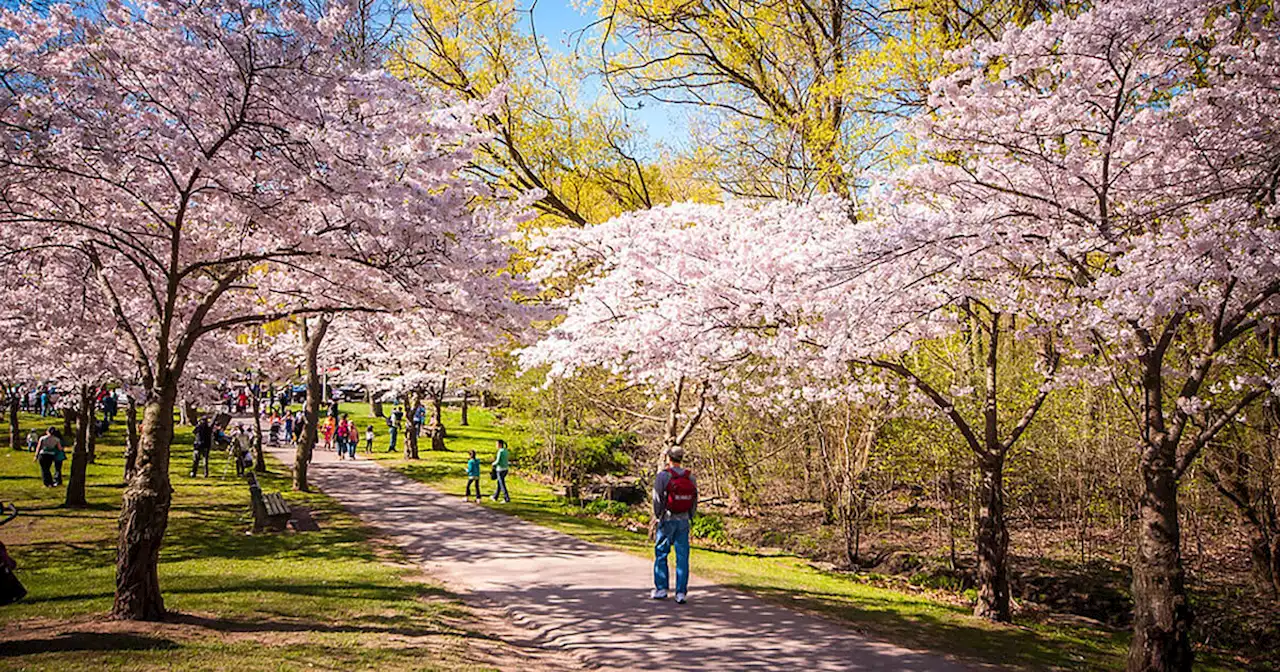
[665, 468, 697, 514]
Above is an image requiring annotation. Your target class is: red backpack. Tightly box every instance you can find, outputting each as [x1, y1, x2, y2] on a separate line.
[665, 468, 697, 514]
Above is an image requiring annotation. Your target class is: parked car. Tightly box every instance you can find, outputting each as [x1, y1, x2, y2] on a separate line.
[333, 384, 365, 402]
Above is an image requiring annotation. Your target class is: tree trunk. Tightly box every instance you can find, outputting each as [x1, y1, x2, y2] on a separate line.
[460, 390, 469, 426]
[250, 391, 265, 473]
[180, 399, 197, 426]
[87, 401, 97, 464]
[1271, 537, 1280, 597]
[1204, 442, 1278, 598]
[404, 393, 420, 460]
[816, 425, 837, 525]
[973, 451, 1011, 621]
[64, 385, 92, 508]
[428, 423, 446, 451]
[7, 392, 18, 451]
[1128, 437, 1193, 671]
[296, 316, 330, 492]
[62, 407, 74, 447]
[1245, 527, 1277, 598]
[432, 384, 446, 438]
[124, 396, 140, 481]
[368, 389, 381, 418]
[112, 383, 176, 621]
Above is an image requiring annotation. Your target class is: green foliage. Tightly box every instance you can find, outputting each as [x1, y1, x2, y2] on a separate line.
[577, 432, 635, 475]
[909, 571, 966, 593]
[583, 499, 633, 517]
[691, 513, 728, 544]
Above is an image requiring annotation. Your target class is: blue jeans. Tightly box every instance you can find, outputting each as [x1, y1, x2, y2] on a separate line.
[654, 517, 691, 594]
[492, 469, 510, 502]
[387, 427, 398, 452]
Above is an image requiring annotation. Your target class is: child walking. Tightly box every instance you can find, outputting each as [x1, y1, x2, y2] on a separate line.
[364, 425, 375, 454]
[464, 450, 483, 503]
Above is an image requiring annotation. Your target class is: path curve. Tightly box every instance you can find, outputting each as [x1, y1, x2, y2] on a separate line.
[267, 445, 970, 672]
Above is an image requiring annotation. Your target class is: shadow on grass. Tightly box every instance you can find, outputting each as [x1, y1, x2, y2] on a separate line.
[24, 502, 119, 513]
[0, 633, 178, 656]
[171, 611, 488, 641]
[22, 578, 451, 606]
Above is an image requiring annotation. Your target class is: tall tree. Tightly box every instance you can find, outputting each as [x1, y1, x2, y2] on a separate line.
[895, 1, 1280, 666]
[0, 0, 517, 621]
[397, 0, 703, 228]
[591, 0, 1058, 198]
[524, 195, 1062, 621]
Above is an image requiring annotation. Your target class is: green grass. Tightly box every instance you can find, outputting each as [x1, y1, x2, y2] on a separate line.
[341, 402, 1242, 672]
[0, 410, 504, 671]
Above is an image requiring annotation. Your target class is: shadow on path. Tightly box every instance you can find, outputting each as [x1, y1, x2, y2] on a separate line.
[265, 445, 971, 672]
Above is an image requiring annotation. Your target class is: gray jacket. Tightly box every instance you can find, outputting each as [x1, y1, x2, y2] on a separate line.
[653, 466, 697, 521]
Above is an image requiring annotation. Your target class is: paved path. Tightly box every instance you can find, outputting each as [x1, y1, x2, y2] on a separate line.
[267, 445, 969, 671]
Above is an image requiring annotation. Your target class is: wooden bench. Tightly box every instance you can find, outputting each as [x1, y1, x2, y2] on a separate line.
[262, 492, 290, 519]
[246, 473, 291, 532]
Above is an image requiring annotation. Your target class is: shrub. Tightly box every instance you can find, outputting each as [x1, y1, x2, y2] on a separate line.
[583, 499, 632, 517]
[573, 432, 635, 476]
[691, 514, 728, 545]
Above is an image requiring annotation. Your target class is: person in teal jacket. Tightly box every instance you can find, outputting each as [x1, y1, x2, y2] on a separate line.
[491, 440, 510, 503]
[464, 450, 483, 503]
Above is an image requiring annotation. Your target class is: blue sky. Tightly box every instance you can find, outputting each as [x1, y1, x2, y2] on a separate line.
[0, 0, 689, 150]
[523, 0, 689, 151]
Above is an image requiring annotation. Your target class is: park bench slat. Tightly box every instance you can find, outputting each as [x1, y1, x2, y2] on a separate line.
[262, 492, 290, 518]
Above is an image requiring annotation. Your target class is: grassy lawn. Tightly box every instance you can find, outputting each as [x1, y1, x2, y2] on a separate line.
[338, 402, 1232, 672]
[0, 410, 538, 671]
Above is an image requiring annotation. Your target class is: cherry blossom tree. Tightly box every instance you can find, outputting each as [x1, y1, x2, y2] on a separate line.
[517, 200, 831, 452]
[523, 193, 1064, 622]
[896, 1, 1280, 667]
[764, 196, 1064, 624]
[331, 301, 529, 456]
[225, 322, 309, 472]
[0, 0, 515, 621]
[0, 250, 137, 505]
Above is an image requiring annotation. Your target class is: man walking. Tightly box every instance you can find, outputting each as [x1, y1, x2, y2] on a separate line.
[190, 417, 213, 478]
[651, 446, 697, 604]
[386, 407, 402, 453]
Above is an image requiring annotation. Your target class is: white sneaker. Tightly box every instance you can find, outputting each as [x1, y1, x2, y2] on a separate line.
[650, 589, 668, 600]
[675, 593, 687, 604]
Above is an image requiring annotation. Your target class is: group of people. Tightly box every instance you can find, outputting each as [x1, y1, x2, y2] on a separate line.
[19, 385, 127, 488]
[267, 410, 308, 446]
[220, 387, 253, 415]
[31, 427, 67, 487]
[22, 386, 58, 417]
[189, 417, 255, 478]
[10, 384, 124, 420]
[321, 414, 374, 459]
[217, 381, 303, 417]
[263, 399, 382, 460]
[462, 440, 512, 503]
